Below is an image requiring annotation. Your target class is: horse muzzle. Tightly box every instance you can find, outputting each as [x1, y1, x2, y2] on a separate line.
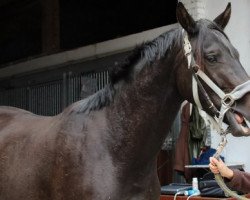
[226, 94, 250, 137]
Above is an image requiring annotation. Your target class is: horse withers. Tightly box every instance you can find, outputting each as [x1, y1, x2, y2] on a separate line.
[0, 3, 250, 200]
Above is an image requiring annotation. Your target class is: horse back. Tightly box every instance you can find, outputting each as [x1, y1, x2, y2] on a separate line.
[0, 106, 53, 135]
[0, 106, 58, 199]
[0, 106, 110, 199]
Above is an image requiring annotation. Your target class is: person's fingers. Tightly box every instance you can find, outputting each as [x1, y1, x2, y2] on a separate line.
[209, 157, 233, 179]
[209, 162, 215, 168]
[210, 167, 219, 174]
[209, 164, 218, 171]
[209, 158, 221, 174]
[210, 157, 219, 165]
[210, 157, 216, 165]
[217, 159, 226, 169]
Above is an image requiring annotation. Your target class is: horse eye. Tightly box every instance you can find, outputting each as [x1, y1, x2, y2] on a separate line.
[206, 55, 217, 63]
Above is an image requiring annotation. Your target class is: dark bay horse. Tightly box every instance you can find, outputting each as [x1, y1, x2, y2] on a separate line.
[0, 3, 250, 200]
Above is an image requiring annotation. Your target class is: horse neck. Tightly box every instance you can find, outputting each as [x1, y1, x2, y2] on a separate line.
[108, 46, 184, 170]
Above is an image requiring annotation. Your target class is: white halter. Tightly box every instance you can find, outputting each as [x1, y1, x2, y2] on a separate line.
[182, 30, 250, 134]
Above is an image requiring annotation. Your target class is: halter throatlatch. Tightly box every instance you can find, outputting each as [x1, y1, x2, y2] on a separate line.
[182, 30, 250, 199]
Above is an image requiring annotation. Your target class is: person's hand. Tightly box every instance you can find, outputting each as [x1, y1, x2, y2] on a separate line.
[209, 157, 234, 180]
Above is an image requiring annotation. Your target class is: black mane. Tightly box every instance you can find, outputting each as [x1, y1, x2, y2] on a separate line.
[70, 27, 183, 114]
[69, 19, 233, 115]
[109, 28, 182, 84]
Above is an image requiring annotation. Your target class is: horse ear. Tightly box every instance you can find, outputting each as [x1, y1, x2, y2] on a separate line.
[176, 2, 197, 34]
[213, 3, 231, 30]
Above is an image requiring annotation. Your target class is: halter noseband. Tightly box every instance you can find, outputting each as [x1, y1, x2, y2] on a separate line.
[182, 30, 250, 135]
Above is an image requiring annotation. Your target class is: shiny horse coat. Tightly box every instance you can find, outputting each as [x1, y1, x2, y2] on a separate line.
[0, 3, 250, 200]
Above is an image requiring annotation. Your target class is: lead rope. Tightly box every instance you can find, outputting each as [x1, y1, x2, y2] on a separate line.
[213, 135, 249, 199]
[182, 30, 250, 199]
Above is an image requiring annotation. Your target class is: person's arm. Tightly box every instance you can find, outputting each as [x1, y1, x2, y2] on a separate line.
[209, 157, 234, 179]
[209, 157, 250, 193]
[229, 169, 250, 193]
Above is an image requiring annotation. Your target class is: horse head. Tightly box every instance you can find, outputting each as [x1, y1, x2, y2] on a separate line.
[176, 2, 250, 137]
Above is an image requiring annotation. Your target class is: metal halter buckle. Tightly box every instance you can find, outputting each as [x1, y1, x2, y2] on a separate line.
[222, 94, 235, 107]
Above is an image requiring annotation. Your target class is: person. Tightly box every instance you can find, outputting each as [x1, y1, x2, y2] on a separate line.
[209, 157, 250, 193]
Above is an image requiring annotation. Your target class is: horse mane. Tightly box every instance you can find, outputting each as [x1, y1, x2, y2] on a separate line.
[68, 20, 234, 115]
[64, 85, 113, 114]
[109, 28, 182, 84]
[68, 28, 183, 114]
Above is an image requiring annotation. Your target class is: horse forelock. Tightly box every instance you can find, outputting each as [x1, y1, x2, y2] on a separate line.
[211, 29, 239, 59]
[193, 19, 238, 68]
